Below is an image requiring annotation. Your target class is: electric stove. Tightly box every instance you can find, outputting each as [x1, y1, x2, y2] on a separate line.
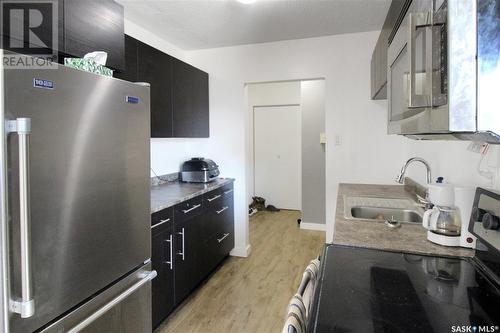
[308, 188, 500, 333]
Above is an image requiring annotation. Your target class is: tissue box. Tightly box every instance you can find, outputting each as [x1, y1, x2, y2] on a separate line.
[64, 58, 113, 77]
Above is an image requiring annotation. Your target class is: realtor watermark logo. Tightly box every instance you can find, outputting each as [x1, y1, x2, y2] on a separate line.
[1, 0, 58, 68]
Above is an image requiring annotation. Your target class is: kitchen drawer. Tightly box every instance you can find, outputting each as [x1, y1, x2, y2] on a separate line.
[151, 207, 173, 229]
[174, 196, 203, 223]
[203, 188, 224, 207]
[202, 222, 234, 273]
[203, 183, 234, 207]
[204, 197, 233, 239]
[221, 183, 234, 197]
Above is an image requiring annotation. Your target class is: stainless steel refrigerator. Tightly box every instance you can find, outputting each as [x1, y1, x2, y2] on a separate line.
[0, 51, 154, 332]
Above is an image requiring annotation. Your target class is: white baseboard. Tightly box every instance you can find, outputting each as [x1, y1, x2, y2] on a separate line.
[230, 244, 252, 257]
[300, 222, 326, 231]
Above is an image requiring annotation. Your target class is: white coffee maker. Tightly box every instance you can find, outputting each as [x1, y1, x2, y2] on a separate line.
[422, 184, 476, 248]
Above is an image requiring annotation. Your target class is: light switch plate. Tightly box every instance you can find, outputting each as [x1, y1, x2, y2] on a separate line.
[320, 132, 326, 144]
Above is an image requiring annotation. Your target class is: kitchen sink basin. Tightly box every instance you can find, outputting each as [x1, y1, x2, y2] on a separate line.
[344, 196, 423, 224]
[350, 206, 422, 223]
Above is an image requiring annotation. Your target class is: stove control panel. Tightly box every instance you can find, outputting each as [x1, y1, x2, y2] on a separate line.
[469, 188, 500, 251]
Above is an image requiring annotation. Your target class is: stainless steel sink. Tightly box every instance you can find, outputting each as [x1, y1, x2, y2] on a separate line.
[344, 196, 423, 224]
[350, 206, 422, 223]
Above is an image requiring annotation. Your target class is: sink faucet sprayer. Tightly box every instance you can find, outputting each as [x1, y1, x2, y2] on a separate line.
[395, 157, 432, 184]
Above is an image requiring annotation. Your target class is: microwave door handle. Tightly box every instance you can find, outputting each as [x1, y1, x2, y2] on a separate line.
[6, 118, 35, 318]
[432, 9, 448, 107]
[408, 12, 432, 108]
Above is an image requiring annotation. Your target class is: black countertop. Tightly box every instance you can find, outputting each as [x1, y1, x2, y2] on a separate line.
[308, 244, 500, 332]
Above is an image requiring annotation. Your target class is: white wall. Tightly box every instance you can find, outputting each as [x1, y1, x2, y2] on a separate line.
[185, 32, 500, 244]
[185, 32, 409, 244]
[126, 16, 500, 250]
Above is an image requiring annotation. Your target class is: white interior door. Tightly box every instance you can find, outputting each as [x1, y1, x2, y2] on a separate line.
[254, 105, 301, 210]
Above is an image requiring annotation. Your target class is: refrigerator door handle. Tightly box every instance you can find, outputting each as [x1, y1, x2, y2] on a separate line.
[67, 270, 157, 333]
[7, 118, 35, 318]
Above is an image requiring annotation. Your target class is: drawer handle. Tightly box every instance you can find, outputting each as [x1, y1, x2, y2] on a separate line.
[182, 204, 201, 214]
[207, 194, 221, 202]
[217, 233, 230, 243]
[224, 189, 233, 195]
[151, 218, 170, 229]
[216, 206, 229, 215]
[164, 234, 173, 270]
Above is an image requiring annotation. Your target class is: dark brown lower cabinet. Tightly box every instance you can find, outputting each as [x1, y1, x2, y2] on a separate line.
[151, 220, 174, 329]
[151, 183, 234, 328]
[173, 213, 204, 304]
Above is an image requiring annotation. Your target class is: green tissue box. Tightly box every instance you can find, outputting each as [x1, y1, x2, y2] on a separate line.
[64, 58, 113, 77]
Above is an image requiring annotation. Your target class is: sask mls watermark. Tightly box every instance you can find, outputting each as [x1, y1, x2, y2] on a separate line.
[451, 325, 499, 333]
[1, 0, 58, 68]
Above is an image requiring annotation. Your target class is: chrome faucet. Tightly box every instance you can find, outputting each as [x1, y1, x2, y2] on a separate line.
[395, 157, 432, 184]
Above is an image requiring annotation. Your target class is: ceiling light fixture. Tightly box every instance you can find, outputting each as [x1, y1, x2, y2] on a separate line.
[237, 0, 256, 4]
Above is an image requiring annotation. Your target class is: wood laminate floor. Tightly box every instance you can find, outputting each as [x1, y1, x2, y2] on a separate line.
[156, 210, 325, 333]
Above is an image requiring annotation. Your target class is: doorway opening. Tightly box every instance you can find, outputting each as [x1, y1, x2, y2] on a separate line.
[246, 79, 326, 230]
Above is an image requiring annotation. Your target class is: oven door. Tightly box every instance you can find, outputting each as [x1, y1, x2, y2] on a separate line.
[388, 0, 448, 135]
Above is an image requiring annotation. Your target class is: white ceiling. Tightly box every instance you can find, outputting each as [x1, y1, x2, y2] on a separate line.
[117, 0, 391, 50]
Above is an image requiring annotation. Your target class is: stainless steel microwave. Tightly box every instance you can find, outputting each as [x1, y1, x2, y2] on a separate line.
[387, 0, 500, 143]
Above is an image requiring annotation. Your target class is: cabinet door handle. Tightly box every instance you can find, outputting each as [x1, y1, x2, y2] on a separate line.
[207, 194, 221, 202]
[164, 234, 173, 270]
[216, 206, 229, 215]
[182, 204, 201, 214]
[224, 189, 233, 195]
[176, 228, 185, 261]
[151, 218, 170, 229]
[217, 233, 230, 243]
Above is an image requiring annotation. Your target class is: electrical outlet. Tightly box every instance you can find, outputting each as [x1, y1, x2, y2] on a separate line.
[467, 142, 489, 154]
[467, 142, 483, 153]
[334, 135, 342, 146]
[480, 143, 489, 154]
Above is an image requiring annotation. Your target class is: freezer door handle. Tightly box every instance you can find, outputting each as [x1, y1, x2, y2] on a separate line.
[7, 118, 35, 318]
[67, 270, 157, 333]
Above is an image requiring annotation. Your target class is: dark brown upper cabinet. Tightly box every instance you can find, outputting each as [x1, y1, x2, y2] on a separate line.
[137, 41, 174, 138]
[0, 0, 125, 70]
[172, 59, 209, 138]
[117, 35, 209, 138]
[117, 35, 139, 82]
[62, 0, 125, 71]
